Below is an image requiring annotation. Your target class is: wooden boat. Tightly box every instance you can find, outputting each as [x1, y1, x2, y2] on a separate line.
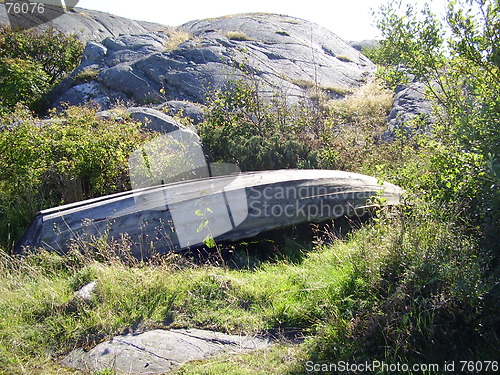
[16, 169, 403, 258]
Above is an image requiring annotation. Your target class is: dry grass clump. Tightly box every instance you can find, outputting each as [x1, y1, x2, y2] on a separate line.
[327, 79, 393, 129]
[336, 54, 354, 63]
[164, 29, 193, 51]
[72, 67, 100, 84]
[225, 31, 254, 41]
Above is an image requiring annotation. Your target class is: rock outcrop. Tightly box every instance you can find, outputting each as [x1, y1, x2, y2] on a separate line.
[383, 81, 434, 140]
[62, 328, 269, 374]
[0, 4, 165, 42]
[52, 13, 375, 109]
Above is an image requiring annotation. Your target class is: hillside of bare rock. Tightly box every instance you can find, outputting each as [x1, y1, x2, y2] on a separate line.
[50, 13, 375, 109]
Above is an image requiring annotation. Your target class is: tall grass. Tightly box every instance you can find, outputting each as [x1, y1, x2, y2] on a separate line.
[0, 225, 366, 374]
[0, 198, 496, 374]
[163, 29, 193, 51]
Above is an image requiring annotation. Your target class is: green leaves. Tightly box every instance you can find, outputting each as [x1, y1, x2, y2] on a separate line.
[199, 79, 322, 171]
[0, 57, 49, 111]
[370, 0, 446, 88]
[0, 26, 83, 113]
[0, 105, 155, 251]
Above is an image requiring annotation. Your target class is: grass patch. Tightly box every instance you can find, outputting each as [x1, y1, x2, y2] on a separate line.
[322, 85, 354, 97]
[275, 31, 290, 37]
[317, 80, 393, 171]
[1, 199, 488, 374]
[291, 78, 316, 89]
[164, 29, 193, 51]
[72, 67, 100, 84]
[0, 105, 156, 252]
[225, 31, 255, 41]
[336, 54, 354, 63]
[173, 344, 306, 374]
[327, 79, 392, 126]
[307, 204, 497, 366]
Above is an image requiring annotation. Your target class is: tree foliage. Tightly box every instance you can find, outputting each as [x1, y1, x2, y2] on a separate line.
[370, 0, 499, 247]
[0, 105, 155, 251]
[0, 26, 83, 112]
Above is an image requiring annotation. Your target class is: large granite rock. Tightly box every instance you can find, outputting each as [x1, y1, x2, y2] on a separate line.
[126, 107, 198, 136]
[52, 13, 375, 109]
[0, 5, 165, 42]
[383, 81, 435, 140]
[62, 328, 270, 374]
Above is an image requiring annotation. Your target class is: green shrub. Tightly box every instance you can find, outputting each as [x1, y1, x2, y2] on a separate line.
[0, 26, 83, 112]
[72, 67, 100, 84]
[0, 105, 156, 251]
[0, 26, 83, 84]
[199, 78, 322, 171]
[163, 29, 192, 51]
[319, 80, 393, 170]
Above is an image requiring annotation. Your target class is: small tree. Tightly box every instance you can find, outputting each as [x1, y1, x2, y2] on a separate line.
[0, 26, 83, 112]
[371, 0, 499, 243]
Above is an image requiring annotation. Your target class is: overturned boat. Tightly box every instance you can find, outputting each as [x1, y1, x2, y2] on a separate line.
[17, 169, 403, 258]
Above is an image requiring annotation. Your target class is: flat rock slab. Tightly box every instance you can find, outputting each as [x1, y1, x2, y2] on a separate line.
[62, 328, 270, 374]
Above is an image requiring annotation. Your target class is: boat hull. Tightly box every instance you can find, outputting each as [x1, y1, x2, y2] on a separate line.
[16, 169, 403, 258]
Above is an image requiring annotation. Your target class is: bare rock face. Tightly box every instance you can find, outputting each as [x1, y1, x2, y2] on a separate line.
[0, 5, 166, 42]
[62, 328, 270, 374]
[382, 81, 435, 140]
[52, 13, 375, 109]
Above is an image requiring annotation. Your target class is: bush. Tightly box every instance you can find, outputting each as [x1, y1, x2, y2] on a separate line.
[0, 26, 83, 113]
[199, 77, 393, 172]
[198, 78, 323, 171]
[0, 105, 156, 251]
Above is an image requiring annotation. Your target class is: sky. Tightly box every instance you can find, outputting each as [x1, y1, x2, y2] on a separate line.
[70, 0, 398, 42]
[30, 0, 450, 42]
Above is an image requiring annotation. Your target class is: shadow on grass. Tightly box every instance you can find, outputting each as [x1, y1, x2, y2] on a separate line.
[181, 213, 372, 270]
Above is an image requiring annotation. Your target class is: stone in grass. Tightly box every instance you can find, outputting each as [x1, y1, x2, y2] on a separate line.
[74, 281, 98, 302]
[62, 328, 270, 374]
